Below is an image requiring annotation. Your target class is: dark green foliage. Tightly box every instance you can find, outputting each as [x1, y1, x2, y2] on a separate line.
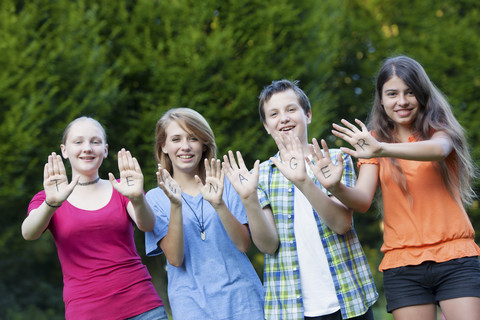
[1, 0, 479, 318]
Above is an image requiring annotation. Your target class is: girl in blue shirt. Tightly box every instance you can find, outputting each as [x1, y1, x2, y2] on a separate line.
[145, 108, 264, 320]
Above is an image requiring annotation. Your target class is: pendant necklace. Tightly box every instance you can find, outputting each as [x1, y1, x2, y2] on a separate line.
[181, 194, 206, 240]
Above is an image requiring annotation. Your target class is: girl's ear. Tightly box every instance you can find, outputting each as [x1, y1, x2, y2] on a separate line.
[104, 144, 109, 159]
[60, 144, 68, 159]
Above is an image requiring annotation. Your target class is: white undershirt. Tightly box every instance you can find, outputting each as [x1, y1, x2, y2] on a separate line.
[294, 183, 340, 317]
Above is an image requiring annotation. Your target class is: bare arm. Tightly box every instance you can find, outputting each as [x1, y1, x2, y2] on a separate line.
[110, 149, 155, 232]
[156, 166, 184, 267]
[223, 151, 279, 254]
[307, 138, 379, 213]
[198, 159, 251, 253]
[271, 135, 352, 235]
[333, 119, 453, 161]
[22, 153, 79, 240]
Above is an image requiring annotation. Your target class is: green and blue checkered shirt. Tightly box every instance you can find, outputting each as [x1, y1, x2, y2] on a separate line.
[257, 149, 378, 320]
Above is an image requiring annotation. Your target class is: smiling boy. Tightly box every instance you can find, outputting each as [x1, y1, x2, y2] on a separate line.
[224, 79, 377, 320]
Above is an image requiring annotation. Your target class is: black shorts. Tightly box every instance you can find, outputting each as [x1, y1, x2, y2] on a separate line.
[383, 256, 480, 313]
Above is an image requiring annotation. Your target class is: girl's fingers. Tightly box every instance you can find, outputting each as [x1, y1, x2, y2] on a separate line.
[214, 159, 222, 178]
[341, 118, 361, 133]
[44, 163, 49, 180]
[57, 155, 67, 176]
[228, 151, 240, 171]
[126, 150, 135, 170]
[132, 157, 141, 173]
[118, 149, 126, 171]
[235, 151, 247, 170]
[355, 119, 368, 132]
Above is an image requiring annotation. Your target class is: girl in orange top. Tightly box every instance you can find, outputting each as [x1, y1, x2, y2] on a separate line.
[306, 55, 480, 320]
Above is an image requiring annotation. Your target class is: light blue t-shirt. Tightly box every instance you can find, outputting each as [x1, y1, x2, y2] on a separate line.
[145, 179, 264, 320]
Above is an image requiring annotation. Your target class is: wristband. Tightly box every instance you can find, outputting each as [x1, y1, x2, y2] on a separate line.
[45, 199, 61, 208]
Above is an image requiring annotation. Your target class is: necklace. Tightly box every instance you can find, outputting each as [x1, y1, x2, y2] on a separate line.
[77, 176, 101, 186]
[181, 194, 206, 240]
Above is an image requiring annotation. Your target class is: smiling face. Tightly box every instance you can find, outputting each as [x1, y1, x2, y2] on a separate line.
[262, 89, 312, 146]
[381, 75, 419, 133]
[60, 118, 108, 177]
[162, 120, 204, 178]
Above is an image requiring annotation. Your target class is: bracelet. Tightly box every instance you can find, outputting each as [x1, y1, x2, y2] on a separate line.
[45, 199, 61, 208]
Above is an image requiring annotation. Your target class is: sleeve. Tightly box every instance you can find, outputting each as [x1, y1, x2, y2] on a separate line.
[223, 178, 248, 225]
[357, 157, 379, 168]
[27, 191, 47, 214]
[256, 162, 271, 210]
[339, 151, 357, 188]
[145, 188, 170, 256]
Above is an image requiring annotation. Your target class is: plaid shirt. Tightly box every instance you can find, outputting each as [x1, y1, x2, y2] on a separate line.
[257, 149, 378, 320]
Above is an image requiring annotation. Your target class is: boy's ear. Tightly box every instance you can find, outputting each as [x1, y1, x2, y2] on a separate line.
[263, 122, 271, 135]
[306, 110, 312, 125]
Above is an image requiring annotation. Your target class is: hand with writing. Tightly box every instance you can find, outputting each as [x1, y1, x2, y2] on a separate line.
[307, 138, 344, 190]
[332, 119, 381, 159]
[196, 158, 225, 207]
[109, 149, 144, 200]
[156, 164, 182, 206]
[222, 150, 260, 200]
[43, 152, 79, 206]
[270, 134, 308, 184]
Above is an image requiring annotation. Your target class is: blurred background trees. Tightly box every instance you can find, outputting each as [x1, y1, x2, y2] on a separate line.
[1, 0, 478, 318]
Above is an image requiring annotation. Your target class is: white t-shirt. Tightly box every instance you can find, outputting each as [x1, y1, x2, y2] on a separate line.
[294, 183, 340, 317]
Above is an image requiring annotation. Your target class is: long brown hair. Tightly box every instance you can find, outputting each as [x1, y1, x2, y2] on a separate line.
[154, 108, 216, 182]
[368, 55, 476, 206]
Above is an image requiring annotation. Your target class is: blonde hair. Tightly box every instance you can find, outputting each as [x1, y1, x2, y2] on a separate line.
[369, 56, 477, 206]
[154, 108, 216, 182]
[62, 116, 107, 145]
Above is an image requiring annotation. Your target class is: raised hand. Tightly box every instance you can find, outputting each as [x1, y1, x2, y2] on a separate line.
[222, 150, 260, 200]
[43, 152, 79, 206]
[156, 164, 182, 206]
[109, 148, 144, 200]
[270, 134, 308, 184]
[331, 119, 381, 159]
[307, 138, 344, 190]
[196, 158, 224, 207]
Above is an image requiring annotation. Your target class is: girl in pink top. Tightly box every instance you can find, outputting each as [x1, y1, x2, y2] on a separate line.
[306, 56, 480, 320]
[22, 117, 167, 320]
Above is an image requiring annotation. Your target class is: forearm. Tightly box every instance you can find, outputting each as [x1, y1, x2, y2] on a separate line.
[212, 201, 251, 253]
[129, 195, 156, 232]
[241, 195, 279, 254]
[21, 204, 55, 240]
[160, 204, 184, 267]
[378, 135, 452, 161]
[327, 183, 373, 213]
[296, 179, 352, 234]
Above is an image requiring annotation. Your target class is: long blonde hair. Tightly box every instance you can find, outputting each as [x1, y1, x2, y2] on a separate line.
[154, 108, 216, 182]
[368, 56, 477, 206]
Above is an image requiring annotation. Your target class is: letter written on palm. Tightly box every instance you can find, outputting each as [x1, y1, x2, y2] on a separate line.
[307, 138, 344, 190]
[270, 134, 307, 184]
[332, 119, 381, 159]
[109, 149, 145, 200]
[43, 152, 78, 204]
[156, 164, 182, 206]
[196, 159, 225, 206]
[222, 150, 260, 200]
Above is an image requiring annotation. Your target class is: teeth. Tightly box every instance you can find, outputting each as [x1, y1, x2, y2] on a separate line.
[179, 155, 193, 159]
[280, 127, 294, 131]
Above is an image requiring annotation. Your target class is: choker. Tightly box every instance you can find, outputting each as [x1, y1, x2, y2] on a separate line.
[78, 176, 101, 186]
[181, 195, 206, 240]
